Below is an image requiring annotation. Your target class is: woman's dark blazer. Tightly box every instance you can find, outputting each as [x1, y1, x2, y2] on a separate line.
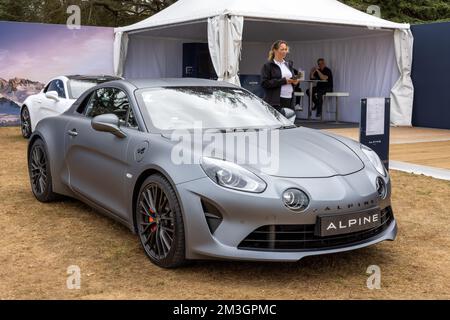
[261, 59, 299, 107]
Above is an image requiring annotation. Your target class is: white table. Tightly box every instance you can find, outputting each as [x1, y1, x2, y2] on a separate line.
[324, 92, 350, 123]
[301, 79, 328, 120]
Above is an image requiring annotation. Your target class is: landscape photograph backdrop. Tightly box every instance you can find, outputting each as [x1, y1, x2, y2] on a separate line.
[0, 21, 114, 126]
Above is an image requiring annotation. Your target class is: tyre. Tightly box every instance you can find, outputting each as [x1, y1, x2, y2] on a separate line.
[21, 106, 32, 139]
[28, 139, 58, 202]
[135, 174, 186, 268]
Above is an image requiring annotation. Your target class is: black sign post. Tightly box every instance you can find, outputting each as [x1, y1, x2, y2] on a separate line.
[359, 98, 391, 170]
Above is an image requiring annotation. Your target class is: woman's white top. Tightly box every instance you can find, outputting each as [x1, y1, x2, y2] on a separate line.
[274, 59, 293, 99]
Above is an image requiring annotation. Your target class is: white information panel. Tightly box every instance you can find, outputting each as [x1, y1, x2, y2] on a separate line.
[366, 97, 385, 136]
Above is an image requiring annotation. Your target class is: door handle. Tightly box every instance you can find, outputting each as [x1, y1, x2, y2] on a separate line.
[68, 129, 78, 137]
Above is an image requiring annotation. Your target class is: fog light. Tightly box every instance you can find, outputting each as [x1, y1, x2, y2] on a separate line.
[376, 177, 387, 199]
[282, 189, 310, 212]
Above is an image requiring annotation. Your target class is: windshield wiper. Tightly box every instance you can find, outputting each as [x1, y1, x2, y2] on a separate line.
[273, 124, 297, 130]
[219, 127, 266, 133]
[224, 125, 297, 132]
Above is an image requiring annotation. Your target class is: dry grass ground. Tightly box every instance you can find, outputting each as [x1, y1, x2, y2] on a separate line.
[0, 127, 449, 300]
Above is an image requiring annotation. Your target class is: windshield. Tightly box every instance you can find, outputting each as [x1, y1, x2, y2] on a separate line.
[136, 86, 293, 131]
[68, 80, 104, 99]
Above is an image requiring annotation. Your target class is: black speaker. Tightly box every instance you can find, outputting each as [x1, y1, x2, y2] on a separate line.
[240, 74, 264, 98]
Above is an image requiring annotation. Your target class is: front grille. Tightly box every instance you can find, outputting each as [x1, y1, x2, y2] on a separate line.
[238, 207, 394, 252]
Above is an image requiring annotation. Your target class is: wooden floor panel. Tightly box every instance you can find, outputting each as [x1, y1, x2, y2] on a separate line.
[324, 126, 450, 169]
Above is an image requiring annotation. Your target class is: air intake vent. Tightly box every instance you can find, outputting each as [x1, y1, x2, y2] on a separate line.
[238, 207, 394, 252]
[201, 199, 223, 234]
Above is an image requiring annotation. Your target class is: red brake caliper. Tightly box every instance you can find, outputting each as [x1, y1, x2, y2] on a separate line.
[149, 209, 157, 232]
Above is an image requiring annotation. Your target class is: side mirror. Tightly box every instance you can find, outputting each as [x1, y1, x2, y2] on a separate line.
[280, 108, 296, 123]
[45, 91, 59, 101]
[91, 114, 127, 139]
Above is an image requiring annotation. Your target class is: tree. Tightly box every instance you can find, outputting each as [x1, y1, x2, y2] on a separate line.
[0, 0, 449, 27]
[0, 0, 177, 27]
[339, 0, 450, 23]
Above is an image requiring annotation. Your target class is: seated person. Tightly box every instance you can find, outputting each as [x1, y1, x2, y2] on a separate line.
[306, 58, 333, 118]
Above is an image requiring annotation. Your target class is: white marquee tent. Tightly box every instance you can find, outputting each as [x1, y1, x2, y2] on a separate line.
[114, 0, 414, 125]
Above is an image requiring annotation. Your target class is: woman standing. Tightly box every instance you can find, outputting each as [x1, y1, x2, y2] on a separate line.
[260, 40, 300, 113]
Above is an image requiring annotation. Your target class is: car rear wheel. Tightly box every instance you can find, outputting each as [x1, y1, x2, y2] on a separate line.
[21, 107, 32, 139]
[135, 174, 186, 268]
[28, 139, 58, 202]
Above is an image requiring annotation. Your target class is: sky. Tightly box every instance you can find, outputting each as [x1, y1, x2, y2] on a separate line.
[0, 21, 114, 83]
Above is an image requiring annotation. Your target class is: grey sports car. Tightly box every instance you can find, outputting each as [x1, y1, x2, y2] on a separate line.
[28, 78, 397, 268]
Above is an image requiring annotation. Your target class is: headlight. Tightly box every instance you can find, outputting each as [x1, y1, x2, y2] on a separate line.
[200, 157, 267, 193]
[376, 177, 387, 199]
[283, 189, 310, 212]
[360, 144, 386, 176]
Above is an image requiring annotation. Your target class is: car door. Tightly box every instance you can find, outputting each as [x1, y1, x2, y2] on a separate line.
[64, 87, 138, 220]
[33, 82, 51, 125]
[38, 79, 69, 121]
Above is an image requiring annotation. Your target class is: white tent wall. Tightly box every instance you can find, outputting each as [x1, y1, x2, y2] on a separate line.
[240, 33, 399, 123]
[123, 35, 184, 79]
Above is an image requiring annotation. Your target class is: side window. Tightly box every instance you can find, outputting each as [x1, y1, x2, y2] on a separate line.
[76, 93, 93, 114]
[43, 81, 52, 93]
[84, 87, 138, 129]
[46, 80, 66, 98]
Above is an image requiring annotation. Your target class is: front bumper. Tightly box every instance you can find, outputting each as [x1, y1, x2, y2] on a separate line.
[188, 218, 397, 262]
[176, 168, 396, 261]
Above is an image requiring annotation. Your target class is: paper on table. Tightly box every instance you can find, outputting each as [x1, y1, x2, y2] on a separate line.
[366, 98, 385, 136]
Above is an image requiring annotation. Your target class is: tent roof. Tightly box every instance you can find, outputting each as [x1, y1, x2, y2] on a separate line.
[116, 0, 409, 34]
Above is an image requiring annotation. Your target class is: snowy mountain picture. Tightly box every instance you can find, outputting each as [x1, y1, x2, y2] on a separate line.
[0, 77, 45, 126]
[0, 21, 114, 127]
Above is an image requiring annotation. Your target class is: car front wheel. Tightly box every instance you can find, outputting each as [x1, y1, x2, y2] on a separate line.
[135, 174, 186, 268]
[28, 139, 58, 202]
[21, 106, 32, 139]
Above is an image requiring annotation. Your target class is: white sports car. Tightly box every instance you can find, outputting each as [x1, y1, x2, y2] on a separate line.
[20, 75, 121, 138]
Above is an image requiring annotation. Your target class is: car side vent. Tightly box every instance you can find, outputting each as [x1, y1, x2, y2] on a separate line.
[201, 199, 223, 235]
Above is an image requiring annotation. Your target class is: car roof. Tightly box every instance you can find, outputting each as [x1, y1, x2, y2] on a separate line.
[123, 78, 239, 89]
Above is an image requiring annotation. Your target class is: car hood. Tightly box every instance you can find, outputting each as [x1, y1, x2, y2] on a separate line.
[198, 127, 364, 178]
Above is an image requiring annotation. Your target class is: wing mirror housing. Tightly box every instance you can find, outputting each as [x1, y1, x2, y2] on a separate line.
[45, 91, 60, 101]
[280, 108, 296, 123]
[91, 114, 127, 138]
